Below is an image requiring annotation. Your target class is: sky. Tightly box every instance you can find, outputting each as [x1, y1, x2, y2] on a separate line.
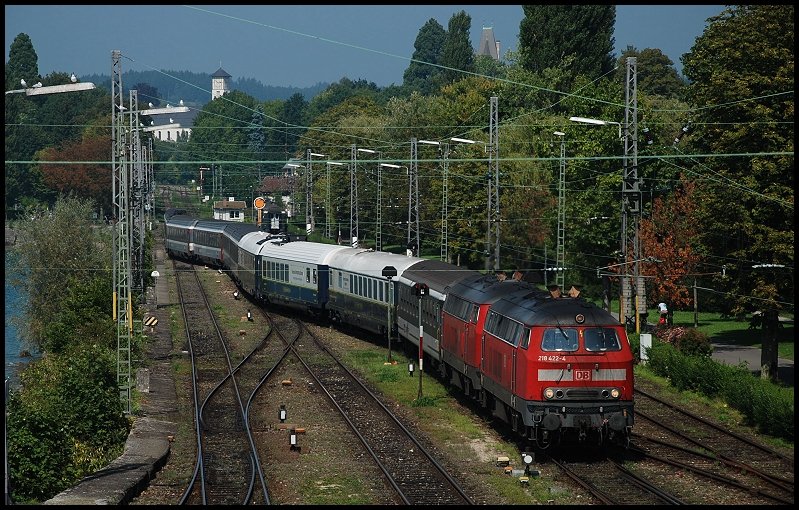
[5, 5, 726, 89]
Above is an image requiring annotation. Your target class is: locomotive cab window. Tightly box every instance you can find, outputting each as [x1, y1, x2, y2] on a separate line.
[583, 328, 621, 352]
[541, 328, 579, 352]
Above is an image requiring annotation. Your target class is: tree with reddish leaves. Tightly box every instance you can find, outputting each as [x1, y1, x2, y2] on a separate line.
[37, 136, 112, 213]
[638, 177, 703, 309]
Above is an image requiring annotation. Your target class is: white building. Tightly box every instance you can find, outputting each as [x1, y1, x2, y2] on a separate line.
[213, 198, 246, 222]
[142, 66, 232, 142]
[211, 67, 232, 100]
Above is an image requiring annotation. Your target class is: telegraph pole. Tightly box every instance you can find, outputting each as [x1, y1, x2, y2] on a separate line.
[555, 131, 566, 289]
[375, 152, 383, 251]
[408, 138, 419, 257]
[129, 89, 144, 297]
[441, 142, 450, 262]
[111, 50, 132, 414]
[489, 96, 500, 271]
[621, 56, 642, 331]
[350, 144, 358, 248]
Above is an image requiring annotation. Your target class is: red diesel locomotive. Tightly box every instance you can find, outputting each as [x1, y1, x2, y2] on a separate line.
[441, 275, 634, 448]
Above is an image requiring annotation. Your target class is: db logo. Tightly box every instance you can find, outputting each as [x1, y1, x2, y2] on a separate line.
[575, 369, 591, 381]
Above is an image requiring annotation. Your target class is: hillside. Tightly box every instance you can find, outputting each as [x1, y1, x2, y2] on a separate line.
[80, 69, 328, 106]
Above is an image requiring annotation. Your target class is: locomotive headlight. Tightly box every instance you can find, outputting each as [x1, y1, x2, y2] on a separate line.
[544, 388, 555, 400]
[610, 388, 620, 399]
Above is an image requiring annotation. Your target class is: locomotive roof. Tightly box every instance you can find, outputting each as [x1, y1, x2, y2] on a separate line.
[491, 294, 620, 327]
[446, 273, 540, 304]
[257, 240, 350, 264]
[402, 259, 478, 294]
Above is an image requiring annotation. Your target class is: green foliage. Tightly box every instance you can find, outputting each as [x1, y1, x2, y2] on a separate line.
[7, 394, 74, 503]
[518, 5, 615, 84]
[615, 46, 686, 99]
[654, 325, 712, 357]
[403, 18, 447, 95]
[9, 195, 113, 353]
[8, 343, 129, 502]
[304, 77, 381, 126]
[6, 33, 39, 90]
[440, 10, 475, 86]
[5, 35, 110, 210]
[681, 5, 794, 318]
[646, 340, 793, 441]
[411, 395, 438, 407]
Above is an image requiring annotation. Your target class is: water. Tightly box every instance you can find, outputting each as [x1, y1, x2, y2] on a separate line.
[5, 252, 37, 388]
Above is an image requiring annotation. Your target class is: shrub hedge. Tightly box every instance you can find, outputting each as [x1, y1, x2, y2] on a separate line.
[644, 339, 794, 441]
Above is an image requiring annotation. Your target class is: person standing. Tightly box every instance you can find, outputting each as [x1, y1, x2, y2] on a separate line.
[658, 302, 668, 325]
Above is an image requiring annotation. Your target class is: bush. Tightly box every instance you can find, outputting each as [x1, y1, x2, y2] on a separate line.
[7, 344, 130, 502]
[645, 339, 794, 442]
[654, 325, 712, 357]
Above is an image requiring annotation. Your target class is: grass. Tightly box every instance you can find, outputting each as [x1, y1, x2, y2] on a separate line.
[602, 299, 794, 361]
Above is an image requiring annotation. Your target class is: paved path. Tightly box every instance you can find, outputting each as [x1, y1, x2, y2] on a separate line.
[710, 342, 794, 387]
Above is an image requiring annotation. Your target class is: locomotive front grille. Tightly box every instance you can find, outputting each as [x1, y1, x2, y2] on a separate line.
[565, 388, 601, 399]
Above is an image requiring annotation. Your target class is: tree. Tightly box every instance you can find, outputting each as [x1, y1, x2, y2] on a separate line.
[474, 54, 506, 80]
[440, 10, 475, 86]
[6, 33, 39, 90]
[638, 177, 702, 308]
[682, 5, 794, 381]
[248, 103, 267, 181]
[616, 46, 685, 99]
[8, 342, 128, 502]
[5, 33, 43, 209]
[9, 196, 113, 353]
[518, 5, 615, 82]
[280, 92, 308, 155]
[402, 18, 447, 95]
[133, 82, 160, 107]
[37, 136, 112, 213]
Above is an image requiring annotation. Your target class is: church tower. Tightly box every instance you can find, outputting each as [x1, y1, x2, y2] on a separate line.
[211, 67, 232, 100]
[477, 26, 500, 60]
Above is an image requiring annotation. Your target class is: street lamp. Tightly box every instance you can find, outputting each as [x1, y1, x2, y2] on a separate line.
[419, 140, 451, 262]
[379, 163, 402, 252]
[357, 149, 380, 250]
[325, 161, 344, 239]
[249, 185, 254, 222]
[450, 136, 494, 270]
[5, 80, 96, 96]
[306, 150, 326, 235]
[553, 131, 566, 290]
[569, 116, 622, 139]
[286, 162, 304, 226]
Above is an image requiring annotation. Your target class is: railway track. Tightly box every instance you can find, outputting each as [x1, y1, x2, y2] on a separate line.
[627, 388, 794, 504]
[256, 308, 474, 505]
[172, 259, 267, 505]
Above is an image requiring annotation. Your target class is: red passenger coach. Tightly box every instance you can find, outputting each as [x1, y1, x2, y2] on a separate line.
[481, 291, 634, 448]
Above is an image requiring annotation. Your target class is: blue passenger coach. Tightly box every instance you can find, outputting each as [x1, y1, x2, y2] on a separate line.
[250, 240, 349, 314]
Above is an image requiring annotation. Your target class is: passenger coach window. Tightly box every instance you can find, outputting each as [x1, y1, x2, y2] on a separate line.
[541, 328, 579, 352]
[584, 328, 621, 352]
[306, 267, 311, 283]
